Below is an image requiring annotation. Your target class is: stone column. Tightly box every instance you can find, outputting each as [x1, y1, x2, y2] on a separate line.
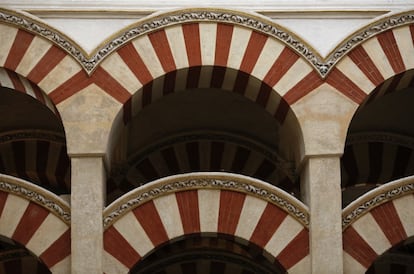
[71, 156, 106, 274]
[56, 79, 121, 274]
[301, 155, 343, 274]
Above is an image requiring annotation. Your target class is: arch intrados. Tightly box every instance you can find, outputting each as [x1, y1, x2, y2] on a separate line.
[122, 66, 292, 125]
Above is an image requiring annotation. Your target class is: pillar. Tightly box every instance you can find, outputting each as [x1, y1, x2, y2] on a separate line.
[71, 156, 106, 274]
[301, 155, 343, 274]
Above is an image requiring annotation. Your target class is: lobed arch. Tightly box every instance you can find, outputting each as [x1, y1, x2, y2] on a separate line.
[0, 174, 71, 273]
[103, 172, 310, 274]
[342, 175, 414, 273]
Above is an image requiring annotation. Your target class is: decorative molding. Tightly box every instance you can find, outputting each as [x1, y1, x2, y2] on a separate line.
[0, 8, 88, 68]
[0, 175, 71, 224]
[342, 176, 414, 229]
[1, 8, 413, 77]
[327, 12, 414, 74]
[103, 173, 309, 229]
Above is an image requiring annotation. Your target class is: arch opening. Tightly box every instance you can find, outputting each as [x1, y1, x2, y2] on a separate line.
[107, 67, 303, 204]
[130, 233, 286, 274]
[341, 69, 414, 207]
[0, 79, 70, 195]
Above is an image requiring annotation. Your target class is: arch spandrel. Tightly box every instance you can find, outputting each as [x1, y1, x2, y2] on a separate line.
[103, 172, 310, 274]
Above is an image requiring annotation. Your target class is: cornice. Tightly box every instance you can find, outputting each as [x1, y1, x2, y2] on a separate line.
[342, 175, 414, 230]
[0, 174, 71, 224]
[0, 7, 414, 77]
[103, 172, 309, 229]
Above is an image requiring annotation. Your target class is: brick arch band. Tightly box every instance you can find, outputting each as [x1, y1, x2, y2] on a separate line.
[342, 175, 414, 273]
[103, 172, 310, 274]
[0, 8, 413, 112]
[0, 174, 71, 273]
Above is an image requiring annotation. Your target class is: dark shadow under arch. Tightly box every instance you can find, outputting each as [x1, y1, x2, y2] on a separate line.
[130, 233, 286, 274]
[0, 235, 51, 274]
[341, 69, 414, 207]
[108, 66, 304, 204]
[366, 236, 414, 274]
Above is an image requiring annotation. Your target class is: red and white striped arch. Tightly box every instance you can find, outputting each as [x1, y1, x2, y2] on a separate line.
[0, 174, 71, 273]
[103, 173, 310, 274]
[0, 17, 319, 114]
[0, 22, 83, 105]
[342, 175, 414, 274]
[327, 25, 414, 105]
[97, 22, 320, 124]
[1, 9, 414, 110]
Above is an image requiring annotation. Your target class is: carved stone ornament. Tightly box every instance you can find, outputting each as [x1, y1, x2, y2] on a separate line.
[0, 175, 71, 224]
[103, 173, 309, 229]
[1, 8, 413, 77]
[342, 176, 414, 229]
